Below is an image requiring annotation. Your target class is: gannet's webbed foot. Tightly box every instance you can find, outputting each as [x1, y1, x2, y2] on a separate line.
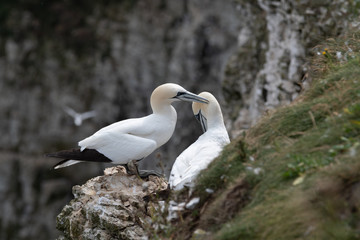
[138, 169, 165, 178]
[125, 160, 164, 179]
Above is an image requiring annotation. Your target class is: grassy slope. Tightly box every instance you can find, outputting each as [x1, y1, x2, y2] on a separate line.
[163, 33, 360, 239]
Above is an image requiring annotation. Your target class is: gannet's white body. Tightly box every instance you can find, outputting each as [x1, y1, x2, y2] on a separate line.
[169, 92, 230, 190]
[78, 108, 175, 164]
[47, 83, 209, 171]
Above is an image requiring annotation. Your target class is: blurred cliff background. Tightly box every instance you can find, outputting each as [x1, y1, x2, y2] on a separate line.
[0, 0, 359, 239]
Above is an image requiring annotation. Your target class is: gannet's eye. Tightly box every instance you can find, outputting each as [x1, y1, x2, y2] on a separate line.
[172, 91, 209, 103]
[172, 91, 186, 98]
[176, 92, 186, 97]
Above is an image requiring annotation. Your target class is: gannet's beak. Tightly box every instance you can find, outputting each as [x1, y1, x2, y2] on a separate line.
[195, 110, 207, 132]
[174, 92, 209, 104]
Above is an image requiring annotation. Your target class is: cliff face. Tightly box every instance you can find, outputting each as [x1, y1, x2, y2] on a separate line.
[0, 153, 72, 240]
[0, 0, 240, 164]
[1, 0, 357, 169]
[1, 2, 241, 238]
[0, 0, 359, 239]
[222, 0, 358, 134]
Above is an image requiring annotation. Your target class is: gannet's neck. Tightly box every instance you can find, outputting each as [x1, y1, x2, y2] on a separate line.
[207, 111, 226, 130]
[150, 98, 176, 115]
[150, 86, 176, 115]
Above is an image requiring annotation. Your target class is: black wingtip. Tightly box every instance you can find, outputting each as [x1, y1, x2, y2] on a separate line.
[45, 148, 112, 163]
[45, 151, 71, 159]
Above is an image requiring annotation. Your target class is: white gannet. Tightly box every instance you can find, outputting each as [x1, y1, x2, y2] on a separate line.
[46, 83, 209, 175]
[64, 106, 97, 126]
[169, 92, 230, 190]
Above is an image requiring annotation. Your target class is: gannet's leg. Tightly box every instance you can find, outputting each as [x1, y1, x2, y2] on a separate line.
[138, 169, 164, 178]
[125, 159, 141, 178]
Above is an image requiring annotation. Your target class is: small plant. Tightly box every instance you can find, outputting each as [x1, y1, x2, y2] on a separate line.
[283, 135, 359, 179]
[283, 153, 333, 179]
[344, 102, 360, 120]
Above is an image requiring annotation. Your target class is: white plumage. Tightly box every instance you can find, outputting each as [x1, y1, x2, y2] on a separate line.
[64, 106, 97, 126]
[169, 92, 230, 190]
[78, 113, 173, 164]
[47, 83, 209, 172]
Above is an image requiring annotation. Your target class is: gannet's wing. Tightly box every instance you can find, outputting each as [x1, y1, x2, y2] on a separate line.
[96, 133, 157, 164]
[46, 148, 113, 169]
[169, 140, 200, 188]
[171, 150, 217, 190]
[170, 136, 222, 189]
[80, 111, 97, 120]
[63, 106, 78, 118]
[79, 116, 158, 164]
[85, 115, 156, 139]
[169, 151, 189, 187]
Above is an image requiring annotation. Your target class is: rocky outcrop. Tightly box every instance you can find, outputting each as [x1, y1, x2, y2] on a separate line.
[56, 166, 168, 240]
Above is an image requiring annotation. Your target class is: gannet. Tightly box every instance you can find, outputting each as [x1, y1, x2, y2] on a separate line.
[169, 92, 230, 190]
[46, 83, 209, 175]
[64, 106, 97, 126]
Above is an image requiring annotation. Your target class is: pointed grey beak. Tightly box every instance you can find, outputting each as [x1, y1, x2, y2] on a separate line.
[195, 110, 207, 132]
[174, 92, 209, 104]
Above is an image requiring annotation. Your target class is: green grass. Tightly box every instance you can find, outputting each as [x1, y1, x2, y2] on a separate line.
[211, 42, 360, 239]
[162, 32, 360, 240]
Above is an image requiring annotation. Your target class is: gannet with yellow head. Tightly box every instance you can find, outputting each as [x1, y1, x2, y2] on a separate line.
[169, 91, 230, 190]
[46, 83, 209, 175]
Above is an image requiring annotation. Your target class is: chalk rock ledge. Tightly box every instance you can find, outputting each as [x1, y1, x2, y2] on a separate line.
[56, 166, 168, 240]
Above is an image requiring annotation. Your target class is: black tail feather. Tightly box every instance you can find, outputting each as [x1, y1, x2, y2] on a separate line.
[53, 159, 74, 169]
[46, 148, 112, 163]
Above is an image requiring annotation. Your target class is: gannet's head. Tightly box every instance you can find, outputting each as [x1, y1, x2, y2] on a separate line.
[151, 83, 209, 112]
[192, 92, 222, 132]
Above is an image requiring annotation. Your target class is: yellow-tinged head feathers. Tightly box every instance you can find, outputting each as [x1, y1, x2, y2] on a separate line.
[151, 83, 186, 104]
[150, 83, 209, 113]
[192, 92, 224, 132]
[192, 92, 219, 117]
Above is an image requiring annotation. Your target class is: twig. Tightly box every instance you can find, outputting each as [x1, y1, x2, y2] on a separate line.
[308, 111, 318, 129]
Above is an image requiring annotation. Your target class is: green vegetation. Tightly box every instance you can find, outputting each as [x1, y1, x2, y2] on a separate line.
[162, 32, 360, 239]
